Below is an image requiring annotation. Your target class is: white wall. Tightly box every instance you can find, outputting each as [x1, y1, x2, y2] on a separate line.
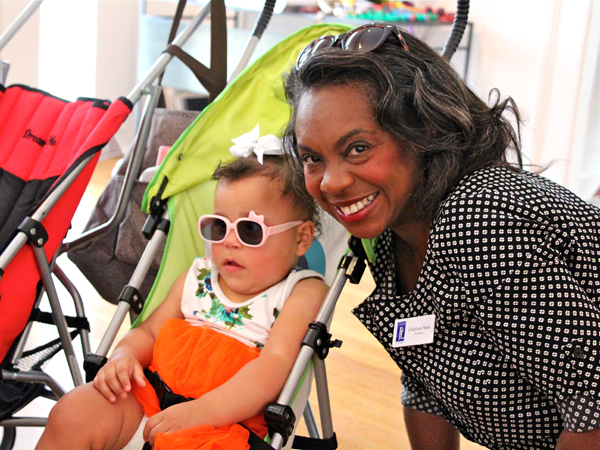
[0, 0, 139, 156]
[39, 0, 98, 100]
[95, 0, 140, 152]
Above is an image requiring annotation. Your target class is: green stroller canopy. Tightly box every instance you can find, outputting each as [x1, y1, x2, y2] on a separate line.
[135, 23, 354, 325]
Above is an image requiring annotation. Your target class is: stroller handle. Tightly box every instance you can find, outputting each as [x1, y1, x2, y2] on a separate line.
[126, 2, 211, 104]
[0, 0, 43, 53]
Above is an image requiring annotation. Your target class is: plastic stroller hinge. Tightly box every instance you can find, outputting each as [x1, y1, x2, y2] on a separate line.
[142, 202, 170, 240]
[143, 177, 170, 239]
[302, 322, 342, 360]
[17, 217, 48, 248]
[264, 402, 296, 447]
[83, 354, 107, 383]
[341, 236, 367, 284]
[118, 285, 144, 314]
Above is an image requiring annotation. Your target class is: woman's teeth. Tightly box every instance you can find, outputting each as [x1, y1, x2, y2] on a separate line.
[339, 194, 376, 216]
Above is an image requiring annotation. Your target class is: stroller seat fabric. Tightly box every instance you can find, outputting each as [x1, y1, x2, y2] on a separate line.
[0, 84, 132, 361]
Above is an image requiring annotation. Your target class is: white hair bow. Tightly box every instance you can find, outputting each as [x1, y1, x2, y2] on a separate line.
[230, 125, 283, 164]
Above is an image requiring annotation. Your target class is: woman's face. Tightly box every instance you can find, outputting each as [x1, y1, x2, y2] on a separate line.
[295, 84, 421, 240]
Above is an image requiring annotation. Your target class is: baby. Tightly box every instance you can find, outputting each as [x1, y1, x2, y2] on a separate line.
[36, 135, 328, 449]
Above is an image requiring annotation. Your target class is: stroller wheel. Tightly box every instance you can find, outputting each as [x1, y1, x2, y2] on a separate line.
[0, 427, 16, 450]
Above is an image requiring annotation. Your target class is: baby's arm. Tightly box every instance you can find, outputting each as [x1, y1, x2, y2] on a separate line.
[93, 272, 186, 403]
[143, 276, 329, 444]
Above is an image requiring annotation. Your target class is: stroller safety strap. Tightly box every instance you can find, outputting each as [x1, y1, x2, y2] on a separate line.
[143, 368, 194, 411]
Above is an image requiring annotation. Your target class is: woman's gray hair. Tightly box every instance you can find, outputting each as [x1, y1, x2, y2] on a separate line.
[283, 28, 523, 220]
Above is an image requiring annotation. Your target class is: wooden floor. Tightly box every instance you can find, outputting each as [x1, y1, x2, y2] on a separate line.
[7, 158, 486, 449]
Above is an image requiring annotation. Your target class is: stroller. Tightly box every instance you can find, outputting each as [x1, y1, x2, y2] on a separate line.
[0, 84, 132, 449]
[0, 0, 280, 447]
[77, 21, 355, 450]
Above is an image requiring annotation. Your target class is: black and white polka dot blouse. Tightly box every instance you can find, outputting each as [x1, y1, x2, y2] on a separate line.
[353, 166, 600, 449]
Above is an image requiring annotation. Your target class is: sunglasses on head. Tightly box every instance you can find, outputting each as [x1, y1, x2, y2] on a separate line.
[198, 211, 303, 248]
[296, 23, 409, 69]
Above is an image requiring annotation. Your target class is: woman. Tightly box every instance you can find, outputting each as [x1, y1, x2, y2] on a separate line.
[283, 23, 600, 450]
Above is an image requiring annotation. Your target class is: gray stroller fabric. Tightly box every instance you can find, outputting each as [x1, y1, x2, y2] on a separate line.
[67, 109, 199, 304]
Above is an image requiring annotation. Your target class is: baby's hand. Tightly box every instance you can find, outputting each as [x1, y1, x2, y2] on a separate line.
[143, 401, 201, 446]
[92, 353, 146, 403]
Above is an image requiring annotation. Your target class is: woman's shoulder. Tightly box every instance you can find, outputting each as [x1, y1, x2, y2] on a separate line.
[436, 166, 599, 225]
[428, 166, 600, 267]
[444, 166, 545, 204]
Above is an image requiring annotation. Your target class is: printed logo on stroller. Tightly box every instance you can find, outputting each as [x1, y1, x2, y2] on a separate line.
[23, 129, 57, 147]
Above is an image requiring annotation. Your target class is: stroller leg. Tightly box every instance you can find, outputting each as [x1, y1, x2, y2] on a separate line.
[303, 400, 321, 439]
[31, 246, 84, 387]
[52, 265, 90, 357]
[313, 357, 334, 439]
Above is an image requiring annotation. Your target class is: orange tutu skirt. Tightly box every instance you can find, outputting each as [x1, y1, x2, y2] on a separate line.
[132, 318, 267, 449]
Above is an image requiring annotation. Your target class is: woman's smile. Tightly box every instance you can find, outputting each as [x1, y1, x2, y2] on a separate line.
[335, 193, 377, 217]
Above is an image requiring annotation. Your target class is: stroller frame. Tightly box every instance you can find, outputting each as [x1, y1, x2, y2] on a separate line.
[264, 239, 367, 450]
[75, 19, 359, 449]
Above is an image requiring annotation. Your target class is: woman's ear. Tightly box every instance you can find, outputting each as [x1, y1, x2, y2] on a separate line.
[295, 221, 315, 257]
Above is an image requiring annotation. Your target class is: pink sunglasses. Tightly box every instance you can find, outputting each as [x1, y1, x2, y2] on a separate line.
[198, 211, 303, 248]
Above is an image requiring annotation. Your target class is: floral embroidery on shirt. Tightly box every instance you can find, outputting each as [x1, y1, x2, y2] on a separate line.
[195, 268, 215, 300]
[198, 297, 254, 329]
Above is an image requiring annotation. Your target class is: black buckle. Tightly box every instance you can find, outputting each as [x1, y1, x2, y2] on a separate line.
[144, 369, 193, 410]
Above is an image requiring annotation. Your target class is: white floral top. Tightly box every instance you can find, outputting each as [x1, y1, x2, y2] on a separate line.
[181, 257, 324, 348]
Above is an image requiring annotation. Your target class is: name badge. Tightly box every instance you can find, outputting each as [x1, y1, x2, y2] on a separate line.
[392, 314, 436, 348]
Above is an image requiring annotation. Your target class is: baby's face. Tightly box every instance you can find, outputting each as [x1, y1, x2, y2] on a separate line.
[210, 175, 307, 303]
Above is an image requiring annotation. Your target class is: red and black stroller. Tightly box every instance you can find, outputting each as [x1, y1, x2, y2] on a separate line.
[0, 83, 132, 446]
